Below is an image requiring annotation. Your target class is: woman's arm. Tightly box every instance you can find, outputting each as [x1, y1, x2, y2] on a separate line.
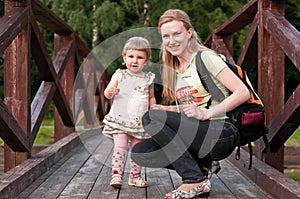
[182, 67, 250, 120]
[208, 67, 250, 116]
[151, 103, 182, 112]
[148, 83, 156, 108]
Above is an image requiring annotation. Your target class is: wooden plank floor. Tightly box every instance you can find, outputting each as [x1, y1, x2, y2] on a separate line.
[16, 129, 272, 199]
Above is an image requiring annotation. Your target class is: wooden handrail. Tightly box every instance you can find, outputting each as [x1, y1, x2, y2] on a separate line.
[0, 0, 108, 171]
[202, 0, 299, 171]
[0, 7, 29, 54]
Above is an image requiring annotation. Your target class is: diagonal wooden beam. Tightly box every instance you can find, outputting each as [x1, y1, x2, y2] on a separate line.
[31, 16, 74, 127]
[0, 7, 28, 54]
[31, 0, 90, 57]
[211, 39, 235, 64]
[0, 99, 29, 152]
[267, 85, 300, 152]
[263, 9, 300, 71]
[237, 16, 258, 70]
[30, 36, 75, 146]
[30, 82, 56, 146]
[204, 0, 257, 47]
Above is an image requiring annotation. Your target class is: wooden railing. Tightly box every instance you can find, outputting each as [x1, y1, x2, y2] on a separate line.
[0, 0, 109, 172]
[0, 0, 299, 184]
[203, 0, 300, 172]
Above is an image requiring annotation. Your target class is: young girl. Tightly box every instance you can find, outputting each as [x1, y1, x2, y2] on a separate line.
[102, 37, 155, 188]
[132, 9, 250, 198]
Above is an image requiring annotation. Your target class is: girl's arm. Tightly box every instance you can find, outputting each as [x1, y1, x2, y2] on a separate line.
[104, 71, 120, 99]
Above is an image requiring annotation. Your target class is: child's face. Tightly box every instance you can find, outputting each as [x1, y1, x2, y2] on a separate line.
[123, 49, 148, 75]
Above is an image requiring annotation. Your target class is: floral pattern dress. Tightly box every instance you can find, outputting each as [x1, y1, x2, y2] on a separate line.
[102, 69, 155, 139]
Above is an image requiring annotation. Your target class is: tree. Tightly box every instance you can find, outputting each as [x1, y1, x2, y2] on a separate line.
[0, 0, 299, 99]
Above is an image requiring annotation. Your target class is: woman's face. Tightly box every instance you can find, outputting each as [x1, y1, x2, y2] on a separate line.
[160, 20, 192, 57]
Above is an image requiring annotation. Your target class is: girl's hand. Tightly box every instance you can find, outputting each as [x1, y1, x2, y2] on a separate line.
[108, 87, 120, 97]
[181, 102, 211, 121]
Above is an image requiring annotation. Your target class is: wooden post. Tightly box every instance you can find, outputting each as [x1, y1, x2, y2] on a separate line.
[257, 0, 285, 172]
[54, 34, 75, 141]
[3, 0, 30, 171]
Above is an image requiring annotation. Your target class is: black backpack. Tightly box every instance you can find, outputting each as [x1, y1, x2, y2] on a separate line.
[195, 51, 270, 169]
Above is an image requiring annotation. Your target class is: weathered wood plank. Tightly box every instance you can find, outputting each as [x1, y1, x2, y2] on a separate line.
[267, 85, 300, 152]
[31, 15, 74, 127]
[147, 168, 179, 199]
[88, 137, 119, 199]
[16, 145, 78, 199]
[237, 16, 258, 70]
[30, 82, 56, 146]
[228, 148, 300, 199]
[6, 129, 274, 199]
[3, 4, 31, 170]
[217, 160, 271, 199]
[285, 146, 300, 165]
[20, 129, 104, 198]
[0, 7, 29, 54]
[215, 0, 257, 35]
[0, 99, 30, 152]
[22, 145, 90, 198]
[0, 132, 81, 199]
[58, 133, 112, 198]
[53, 33, 76, 141]
[257, 0, 285, 171]
[208, 175, 234, 199]
[263, 9, 300, 70]
[118, 151, 147, 199]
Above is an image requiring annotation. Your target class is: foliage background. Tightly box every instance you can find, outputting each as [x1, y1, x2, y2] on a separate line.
[0, 0, 299, 102]
[0, 0, 299, 120]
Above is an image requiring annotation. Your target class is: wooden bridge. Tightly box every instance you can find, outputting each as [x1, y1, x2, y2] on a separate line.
[0, 0, 299, 198]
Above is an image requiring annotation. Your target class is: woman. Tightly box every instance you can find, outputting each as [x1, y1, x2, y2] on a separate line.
[132, 9, 250, 199]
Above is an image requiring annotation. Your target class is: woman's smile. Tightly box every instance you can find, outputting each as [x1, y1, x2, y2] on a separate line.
[160, 20, 192, 57]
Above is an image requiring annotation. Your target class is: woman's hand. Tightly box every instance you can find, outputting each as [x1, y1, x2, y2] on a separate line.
[181, 102, 211, 121]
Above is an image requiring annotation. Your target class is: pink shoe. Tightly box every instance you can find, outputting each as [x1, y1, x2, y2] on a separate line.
[110, 174, 122, 188]
[128, 174, 148, 188]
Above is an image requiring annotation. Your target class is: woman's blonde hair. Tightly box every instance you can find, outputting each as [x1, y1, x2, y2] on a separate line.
[122, 36, 151, 62]
[158, 9, 208, 102]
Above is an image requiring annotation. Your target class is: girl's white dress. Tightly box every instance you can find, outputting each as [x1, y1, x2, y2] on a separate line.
[102, 69, 155, 139]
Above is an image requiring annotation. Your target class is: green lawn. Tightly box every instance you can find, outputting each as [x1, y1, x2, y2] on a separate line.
[285, 127, 300, 146]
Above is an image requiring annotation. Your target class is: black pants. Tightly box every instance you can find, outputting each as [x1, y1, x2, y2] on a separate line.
[131, 109, 238, 183]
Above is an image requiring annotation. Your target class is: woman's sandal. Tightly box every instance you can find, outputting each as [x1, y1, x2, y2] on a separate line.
[128, 174, 148, 188]
[110, 174, 123, 188]
[165, 179, 211, 199]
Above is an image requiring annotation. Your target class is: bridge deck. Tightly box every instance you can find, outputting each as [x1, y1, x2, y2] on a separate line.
[2, 128, 271, 199]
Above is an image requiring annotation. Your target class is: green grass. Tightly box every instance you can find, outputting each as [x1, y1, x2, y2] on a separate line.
[33, 126, 54, 144]
[285, 127, 300, 146]
[285, 170, 300, 181]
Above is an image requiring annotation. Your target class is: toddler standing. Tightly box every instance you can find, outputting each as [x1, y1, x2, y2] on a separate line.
[103, 37, 155, 188]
